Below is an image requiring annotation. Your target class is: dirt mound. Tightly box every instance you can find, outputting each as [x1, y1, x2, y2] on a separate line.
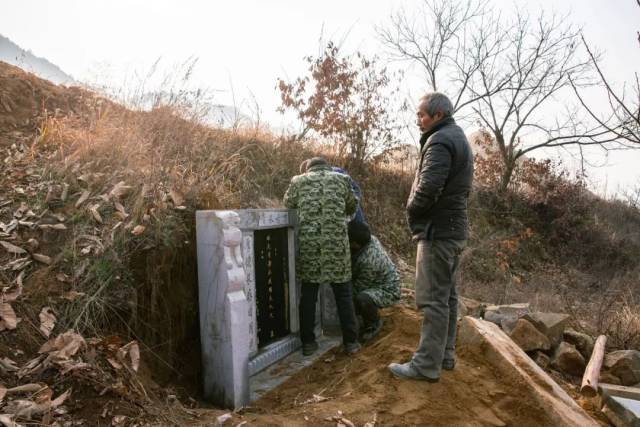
[240, 306, 576, 426]
[0, 61, 108, 146]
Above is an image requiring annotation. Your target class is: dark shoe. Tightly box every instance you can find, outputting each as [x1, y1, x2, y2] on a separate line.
[442, 358, 455, 371]
[344, 341, 361, 355]
[361, 319, 384, 342]
[302, 341, 319, 356]
[388, 362, 439, 382]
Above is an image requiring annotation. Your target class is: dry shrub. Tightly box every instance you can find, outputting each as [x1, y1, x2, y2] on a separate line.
[464, 129, 640, 317]
[591, 272, 640, 350]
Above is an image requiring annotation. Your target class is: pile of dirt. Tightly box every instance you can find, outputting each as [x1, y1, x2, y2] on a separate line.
[0, 61, 106, 146]
[230, 306, 586, 426]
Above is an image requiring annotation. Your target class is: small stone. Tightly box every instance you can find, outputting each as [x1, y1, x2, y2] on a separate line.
[604, 350, 640, 386]
[214, 413, 233, 426]
[510, 318, 551, 352]
[599, 371, 622, 385]
[563, 329, 594, 360]
[532, 351, 551, 369]
[483, 303, 530, 333]
[551, 342, 586, 376]
[459, 297, 485, 318]
[522, 312, 570, 347]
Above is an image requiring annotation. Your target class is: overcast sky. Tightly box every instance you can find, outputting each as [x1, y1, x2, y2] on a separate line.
[2, 0, 639, 196]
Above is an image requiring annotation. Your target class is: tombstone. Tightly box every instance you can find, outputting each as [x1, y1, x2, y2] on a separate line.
[196, 209, 337, 409]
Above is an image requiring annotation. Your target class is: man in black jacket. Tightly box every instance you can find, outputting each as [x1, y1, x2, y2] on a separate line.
[388, 92, 474, 382]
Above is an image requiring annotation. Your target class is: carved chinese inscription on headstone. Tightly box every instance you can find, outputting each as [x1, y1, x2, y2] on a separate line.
[254, 228, 290, 347]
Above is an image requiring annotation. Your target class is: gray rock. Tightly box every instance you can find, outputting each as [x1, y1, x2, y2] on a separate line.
[532, 351, 551, 369]
[510, 318, 551, 352]
[604, 350, 640, 386]
[599, 371, 622, 385]
[523, 312, 570, 347]
[483, 303, 530, 333]
[214, 413, 233, 426]
[551, 342, 586, 376]
[459, 296, 486, 318]
[563, 329, 595, 360]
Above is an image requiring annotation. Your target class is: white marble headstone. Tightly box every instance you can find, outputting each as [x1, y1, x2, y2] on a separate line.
[196, 209, 307, 409]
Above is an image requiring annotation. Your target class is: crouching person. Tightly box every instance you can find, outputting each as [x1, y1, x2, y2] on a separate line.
[348, 221, 401, 341]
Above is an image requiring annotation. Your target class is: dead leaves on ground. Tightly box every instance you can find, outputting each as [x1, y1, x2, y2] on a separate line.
[32, 253, 52, 265]
[0, 242, 26, 255]
[108, 182, 132, 200]
[0, 329, 145, 425]
[38, 307, 56, 338]
[74, 190, 90, 208]
[88, 204, 103, 224]
[0, 303, 18, 331]
[1, 386, 70, 422]
[131, 225, 145, 236]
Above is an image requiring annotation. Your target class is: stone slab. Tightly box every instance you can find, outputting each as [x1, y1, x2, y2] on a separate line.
[196, 211, 250, 408]
[522, 312, 570, 347]
[457, 316, 598, 427]
[605, 350, 640, 386]
[551, 341, 586, 377]
[483, 303, 530, 333]
[600, 383, 640, 401]
[509, 318, 550, 352]
[248, 335, 301, 376]
[563, 329, 595, 360]
[602, 395, 640, 427]
[603, 404, 631, 427]
[196, 209, 303, 409]
[250, 335, 340, 402]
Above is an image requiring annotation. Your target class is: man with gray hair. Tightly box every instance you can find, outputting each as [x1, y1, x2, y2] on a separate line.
[388, 92, 474, 382]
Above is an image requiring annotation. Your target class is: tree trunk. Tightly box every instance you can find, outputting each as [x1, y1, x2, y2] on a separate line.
[499, 158, 516, 192]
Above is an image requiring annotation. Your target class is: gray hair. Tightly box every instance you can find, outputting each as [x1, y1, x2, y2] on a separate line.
[305, 157, 328, 170]
[419, 92, 454, 118]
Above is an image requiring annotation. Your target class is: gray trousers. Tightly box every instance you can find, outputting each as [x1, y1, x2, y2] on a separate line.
[410, 238, 466, 379]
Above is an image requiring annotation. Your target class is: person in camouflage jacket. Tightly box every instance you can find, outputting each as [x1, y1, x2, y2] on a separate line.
[348, 221, 400, 341]
[284, 157, 361, 355]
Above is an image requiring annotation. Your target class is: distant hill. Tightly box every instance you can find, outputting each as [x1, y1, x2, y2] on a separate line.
[0, 34, 74, 85]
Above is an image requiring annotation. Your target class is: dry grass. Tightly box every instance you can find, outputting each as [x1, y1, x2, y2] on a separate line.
[26, 90, 418, 391]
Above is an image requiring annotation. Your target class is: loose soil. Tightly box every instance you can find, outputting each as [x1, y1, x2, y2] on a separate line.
[214, 305, 599, 427]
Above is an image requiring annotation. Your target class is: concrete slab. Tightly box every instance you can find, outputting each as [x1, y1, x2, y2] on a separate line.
[250, 335, 341, 402]
[600, 383, 640, 427]
[600, 383, 640, 401]
[457, 316, 598, 427]
[602, 396, 640, 427]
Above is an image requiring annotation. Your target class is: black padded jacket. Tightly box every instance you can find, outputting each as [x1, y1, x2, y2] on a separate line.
[406, 117, 474, 240]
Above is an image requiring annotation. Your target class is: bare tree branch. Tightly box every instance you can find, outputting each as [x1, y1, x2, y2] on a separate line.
[380, 1, 638, 189]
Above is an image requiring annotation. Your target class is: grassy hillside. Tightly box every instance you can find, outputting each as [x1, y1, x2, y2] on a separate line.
[1, 61, 639, 417]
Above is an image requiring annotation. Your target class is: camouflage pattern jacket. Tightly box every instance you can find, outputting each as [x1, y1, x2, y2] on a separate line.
[284, 164, 356, 284]
[352, 236, 401, 307]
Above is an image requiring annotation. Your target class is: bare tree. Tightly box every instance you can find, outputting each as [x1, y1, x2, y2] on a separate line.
[469, 12, 624, 189]
[380, 0, 624, 189]
[570, 1, 640, 149]
[378, 0, 508, 113]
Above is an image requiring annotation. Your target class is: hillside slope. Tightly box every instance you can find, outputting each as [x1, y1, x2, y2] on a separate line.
[0, 61, 638, 425]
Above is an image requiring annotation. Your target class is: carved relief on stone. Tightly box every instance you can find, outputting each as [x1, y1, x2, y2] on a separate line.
[219, 211, 246, 293]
